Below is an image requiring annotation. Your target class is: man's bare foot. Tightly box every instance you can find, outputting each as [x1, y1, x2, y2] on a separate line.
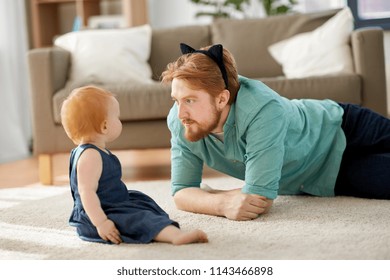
[172, 230, 208, 245]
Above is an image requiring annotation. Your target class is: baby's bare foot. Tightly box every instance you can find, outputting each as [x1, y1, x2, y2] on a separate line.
[172, 230, 208, 245]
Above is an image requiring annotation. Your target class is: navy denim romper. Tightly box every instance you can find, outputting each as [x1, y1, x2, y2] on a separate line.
[69, 144, 179, 244]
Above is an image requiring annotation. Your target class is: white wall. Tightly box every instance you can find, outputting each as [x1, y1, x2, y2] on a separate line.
[148, 0, 208, 28]
[147, 0, 345, 29]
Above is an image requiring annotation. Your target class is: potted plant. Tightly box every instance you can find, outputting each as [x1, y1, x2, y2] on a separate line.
[190, 0, 297, 19]
[190, 0, 250, 19]
[262, 0, 297, 16]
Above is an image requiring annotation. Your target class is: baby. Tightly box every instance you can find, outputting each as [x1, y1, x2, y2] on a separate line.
[61, 85, 208, 245]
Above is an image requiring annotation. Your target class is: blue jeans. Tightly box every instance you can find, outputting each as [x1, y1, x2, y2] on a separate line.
[335, 103, 390, 199]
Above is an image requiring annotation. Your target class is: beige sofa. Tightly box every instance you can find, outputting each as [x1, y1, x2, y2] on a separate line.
[28, 9, 388, 185]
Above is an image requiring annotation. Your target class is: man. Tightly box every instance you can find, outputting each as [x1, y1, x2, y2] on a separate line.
[161, 43, 390, 221]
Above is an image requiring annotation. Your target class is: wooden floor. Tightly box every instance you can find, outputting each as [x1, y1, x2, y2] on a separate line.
[0, 148, 224, 188]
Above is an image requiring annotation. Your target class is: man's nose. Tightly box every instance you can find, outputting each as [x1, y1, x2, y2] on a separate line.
[178, 103, 187, 119]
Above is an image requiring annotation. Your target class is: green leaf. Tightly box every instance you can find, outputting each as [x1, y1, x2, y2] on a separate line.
[275, 5, 290, 14]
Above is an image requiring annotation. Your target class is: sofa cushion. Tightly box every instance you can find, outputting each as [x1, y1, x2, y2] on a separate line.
[211, 10, 337, 78]
[260, 73, 361, 104]
[150, 25, 211, 80]
[53, 81, 173, 124]
[54, 25, 153, 85]
[268, 8, 354, 78]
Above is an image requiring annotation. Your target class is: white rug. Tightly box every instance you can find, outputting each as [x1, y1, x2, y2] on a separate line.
[0, 177, 389, 260]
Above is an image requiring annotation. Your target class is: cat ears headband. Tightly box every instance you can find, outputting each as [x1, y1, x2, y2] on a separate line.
[180, 43, 228, 89]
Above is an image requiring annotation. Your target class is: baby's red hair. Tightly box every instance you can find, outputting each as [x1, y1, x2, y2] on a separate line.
[61, 86, 114, 144]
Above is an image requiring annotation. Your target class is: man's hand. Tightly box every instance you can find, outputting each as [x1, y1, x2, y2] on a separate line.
[96, 219, 122, 244]
[222, 189, 273, 221]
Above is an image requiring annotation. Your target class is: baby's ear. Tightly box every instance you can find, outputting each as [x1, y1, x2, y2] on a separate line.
[100, 120, 108, 134]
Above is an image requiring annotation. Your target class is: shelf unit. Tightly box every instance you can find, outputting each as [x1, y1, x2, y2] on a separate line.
[30, 0, 148, 48]
[30, 0, 101, 48]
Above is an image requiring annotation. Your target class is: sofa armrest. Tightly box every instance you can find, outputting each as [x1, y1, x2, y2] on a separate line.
[28, 47, 70, 93]
[27, 47, 71, 154]
[351, 28, 388, 116]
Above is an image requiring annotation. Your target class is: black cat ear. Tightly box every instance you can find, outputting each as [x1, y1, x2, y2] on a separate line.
[207, 44, 224, 65]
[180, 43, 196, 54]
[207, 44, 228, 89]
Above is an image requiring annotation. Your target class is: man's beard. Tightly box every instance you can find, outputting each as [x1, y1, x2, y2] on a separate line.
[182, 105, 222, 142]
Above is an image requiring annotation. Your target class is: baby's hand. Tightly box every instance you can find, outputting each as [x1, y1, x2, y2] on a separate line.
[96, 219, 122, 244]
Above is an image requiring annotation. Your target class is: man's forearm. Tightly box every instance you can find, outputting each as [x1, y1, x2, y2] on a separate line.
[173, 187, 226, 217]
[174, 186, 273, 221]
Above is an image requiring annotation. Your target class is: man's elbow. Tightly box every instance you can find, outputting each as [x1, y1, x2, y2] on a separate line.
[173, 188, 199, 211]
[173, 190, 186, 210]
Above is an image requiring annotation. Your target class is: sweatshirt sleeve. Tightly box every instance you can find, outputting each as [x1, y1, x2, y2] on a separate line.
[241, 101, 288, 199]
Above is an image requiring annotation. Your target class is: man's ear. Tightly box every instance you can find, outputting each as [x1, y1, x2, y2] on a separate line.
[100, 120, 108, 134]
[217, 89, 230, 109]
